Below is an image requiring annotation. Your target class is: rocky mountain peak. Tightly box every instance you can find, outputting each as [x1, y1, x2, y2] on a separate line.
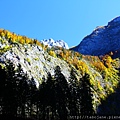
[71, 16, 120, 56]
[108, 16, 120, 25]
[40, 38, 69, 49]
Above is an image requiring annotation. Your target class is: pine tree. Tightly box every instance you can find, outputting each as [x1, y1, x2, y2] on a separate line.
[54, 66, 68, 120]
[2, 62, 18, 116]
[27, 77, 38, 117]
[0, 65, 7, 115]
[69, 68, 79, 116]
[80, 73, 95, 115]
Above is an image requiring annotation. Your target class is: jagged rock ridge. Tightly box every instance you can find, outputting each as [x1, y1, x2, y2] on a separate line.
[71, 16, 120, 56]
[40, 38, 69, 49]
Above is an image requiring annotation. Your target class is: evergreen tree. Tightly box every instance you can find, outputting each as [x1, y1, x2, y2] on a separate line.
[0, 62, 32, 118]
[0, 65, 7, 115]
[80, 73, 95, 115]
[27, 77, 38, 117]
[2, 62, 18, 116]
[15, 64, 31, 117]
[69, 68, 79, 116]
[54, 66, 68, 120]
[38, 77, 46, 120]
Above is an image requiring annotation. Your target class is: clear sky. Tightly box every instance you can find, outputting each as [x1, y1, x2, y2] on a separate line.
[0, 0, 120, 47]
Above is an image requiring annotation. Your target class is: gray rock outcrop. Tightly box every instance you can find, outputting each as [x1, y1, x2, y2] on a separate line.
[71, 16, 120, 56]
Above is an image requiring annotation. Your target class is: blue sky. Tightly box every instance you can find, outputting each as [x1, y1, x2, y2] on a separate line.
[0, 0, 120, 47]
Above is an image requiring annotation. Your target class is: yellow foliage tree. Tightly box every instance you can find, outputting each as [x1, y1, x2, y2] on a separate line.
[92, 61, 106, 72]
[25, 38, 30, 44]
[19, 38, 25, 44]
[48, 50, 56, 57]
[59, 51, 64, 58]
[102, 55, 113, 68]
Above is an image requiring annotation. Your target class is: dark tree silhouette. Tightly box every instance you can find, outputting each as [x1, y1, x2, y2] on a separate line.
[0, 62, 38, 119]
[54, 66, 69, 120]
[27, 77, 38, 117]
[1, 62, 18, 116]
[68, 68, 79, 116]
[0, 65, 7, 115]
[45, 72, 56, 119]
[0, 62, 96, 120]
[79, 73, 95, 115]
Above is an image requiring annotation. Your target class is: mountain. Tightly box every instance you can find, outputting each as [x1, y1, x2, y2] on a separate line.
[40, 38, 69, 49]
[0, 19, 120, 119]
[71, 16, 120, 56]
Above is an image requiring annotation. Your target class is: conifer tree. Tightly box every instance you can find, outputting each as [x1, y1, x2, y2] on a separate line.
[54, 66, 68, 120]
[2, 62, 18, 116]
[69, 68, 79, 116]
[80, 73, 95, 115]
[0, 65, 7, 115]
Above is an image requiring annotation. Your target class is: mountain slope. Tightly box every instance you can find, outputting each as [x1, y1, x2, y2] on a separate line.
[0, 28, 120, 119]
[71, 16, 120, 56]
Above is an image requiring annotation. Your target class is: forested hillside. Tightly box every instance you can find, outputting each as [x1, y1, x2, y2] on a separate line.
[0, 29, 120, 119]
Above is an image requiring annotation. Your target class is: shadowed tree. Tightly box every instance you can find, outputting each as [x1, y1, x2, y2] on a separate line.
[54, 66, 68, 120]
[1, 62, 18, 116]
[27, 77, 38, 118]
[79, 73, 95, 115]
[68, 68, 79, 116]
[0, 65, 7, 115]
[45, 72, 56, 119]
[38, 73, 57, 120]
[0, 62, 34, 119]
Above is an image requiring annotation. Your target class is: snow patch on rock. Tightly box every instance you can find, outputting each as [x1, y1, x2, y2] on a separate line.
[40, 38, 69, 49]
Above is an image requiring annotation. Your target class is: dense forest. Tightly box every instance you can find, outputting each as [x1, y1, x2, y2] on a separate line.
[0, 61, 95, 120]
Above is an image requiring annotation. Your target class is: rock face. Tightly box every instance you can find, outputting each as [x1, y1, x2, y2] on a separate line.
[40, 38, 69, 49]
[71, 16, 120, 56]
[0, 43, 71, 88]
